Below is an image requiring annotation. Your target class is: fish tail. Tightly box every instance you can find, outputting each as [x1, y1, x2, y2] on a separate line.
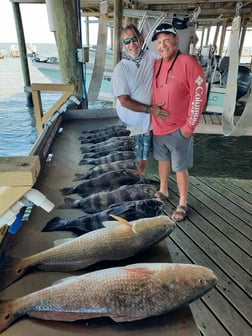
[0, 254, 29, 291]
[42, 217, 69, 232]
[79, 159, 94, 166]
[59, 187, 74, 196]
[57, 197, 77, 209]
[73, 173, 88, 181]
[0, 298, 22, 332]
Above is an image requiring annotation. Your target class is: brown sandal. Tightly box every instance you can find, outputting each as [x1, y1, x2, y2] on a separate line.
[171, 205, 188, 222]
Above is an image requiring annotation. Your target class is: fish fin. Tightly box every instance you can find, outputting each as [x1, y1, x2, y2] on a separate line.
[110, 314, 146, 322]
[124, 266, 154, 276]
[28, 311, 103, 322]
[102, 220, 121, 229]
[53, 238, 74, 247]
[109, 214, 132, 229]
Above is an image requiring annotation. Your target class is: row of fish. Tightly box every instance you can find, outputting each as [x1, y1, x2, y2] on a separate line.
[0, 123, 217, 333]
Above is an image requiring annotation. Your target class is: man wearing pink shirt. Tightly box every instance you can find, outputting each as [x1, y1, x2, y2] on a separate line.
[151, 23, 207, 221]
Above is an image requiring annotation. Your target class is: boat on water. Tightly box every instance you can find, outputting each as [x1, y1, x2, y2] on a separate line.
[30, 49, 114, 101]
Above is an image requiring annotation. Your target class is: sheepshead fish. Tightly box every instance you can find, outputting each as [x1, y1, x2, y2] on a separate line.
[79, 129, 130, 143]
[82, 143, 135, 159]
[0, 263, 217, 332]
[74, 160, 138, 181]
[79, 151, 136, 166]
[82, 135, 134, 149]
[89, 135, 133, 148]
[80, 138, 135, 154]
[60, 184, 158, 213]
[42, 198, 164, 235]
[60, 169, 148, 197]
[79, 127, 128, 140]
[0, 215, 175, 291]
[81, 124, 126, 134]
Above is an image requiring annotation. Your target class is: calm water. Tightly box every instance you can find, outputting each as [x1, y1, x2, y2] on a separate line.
[0, 43, 251, 179]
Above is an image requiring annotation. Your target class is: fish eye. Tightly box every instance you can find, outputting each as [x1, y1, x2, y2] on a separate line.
[198, 278, 205, 285]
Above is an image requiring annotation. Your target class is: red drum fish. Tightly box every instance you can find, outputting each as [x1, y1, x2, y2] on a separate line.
[0, 263, 217, 332]
[0, 215, 175, 291]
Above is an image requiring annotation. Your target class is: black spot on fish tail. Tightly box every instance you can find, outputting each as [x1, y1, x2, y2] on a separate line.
[0, 253, 33, 291]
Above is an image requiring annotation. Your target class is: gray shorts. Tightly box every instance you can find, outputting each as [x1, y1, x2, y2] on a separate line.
[153, 129, 193, 172]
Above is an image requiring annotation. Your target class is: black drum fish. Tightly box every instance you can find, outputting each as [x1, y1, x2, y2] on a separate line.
[59, 184, 158, 213]
[60, 169, 149, 197]
[42, 198, 164, 235]
[74, 160, 138, 181]
[79, 151, 136, 166]
[81, 124, 126, 134]
[80, 138, 135, 154]
[79, 129, 130, 143]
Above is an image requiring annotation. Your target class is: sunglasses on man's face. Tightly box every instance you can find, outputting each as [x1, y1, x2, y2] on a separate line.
[123, 35, 138, 45]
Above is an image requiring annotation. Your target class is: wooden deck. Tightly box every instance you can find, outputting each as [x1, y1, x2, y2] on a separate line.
[196, 113, 252, 135]
[155, 174, 252, 336]
[0, 111, 251, 335]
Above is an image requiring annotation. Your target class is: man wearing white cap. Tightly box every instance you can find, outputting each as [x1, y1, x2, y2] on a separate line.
[151, 23, 207, 221]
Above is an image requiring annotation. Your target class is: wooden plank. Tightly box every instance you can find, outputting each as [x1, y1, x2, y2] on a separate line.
[166, 233, 252, 335]
[226, 178, 252, 196]
[214, 178, 252, 203]
[163, 199, 252, 297]
[0, 156, 40, 186]
[165, 188, 252, 274]
[187, 176, 252, 237]
[197, 177, 252, 213]
[0, 185, 30, 216]
[167, 177, 252, 254]
[165, 239, 231, 336]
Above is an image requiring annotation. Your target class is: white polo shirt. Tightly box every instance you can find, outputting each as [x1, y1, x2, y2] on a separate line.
[111, 48, 158, 136]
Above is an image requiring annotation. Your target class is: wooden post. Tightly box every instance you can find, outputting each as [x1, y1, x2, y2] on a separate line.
[88, 1, 109, 103]
[52, 0, 84, 100]
[113, 0, 123, 67]
[219, 21, 227, 57]
[12, 2, 33, 107]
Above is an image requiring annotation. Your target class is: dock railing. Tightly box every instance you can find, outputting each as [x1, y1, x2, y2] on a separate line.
[31, 83, 74, 134]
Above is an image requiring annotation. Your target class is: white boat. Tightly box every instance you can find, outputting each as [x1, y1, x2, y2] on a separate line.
[9, 44, 19, 57]
[31, 52, 113, 102]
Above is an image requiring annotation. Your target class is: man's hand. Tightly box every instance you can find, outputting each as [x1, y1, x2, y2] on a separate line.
[149, 103, 169, 120]
[180, 128, 193, 138]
